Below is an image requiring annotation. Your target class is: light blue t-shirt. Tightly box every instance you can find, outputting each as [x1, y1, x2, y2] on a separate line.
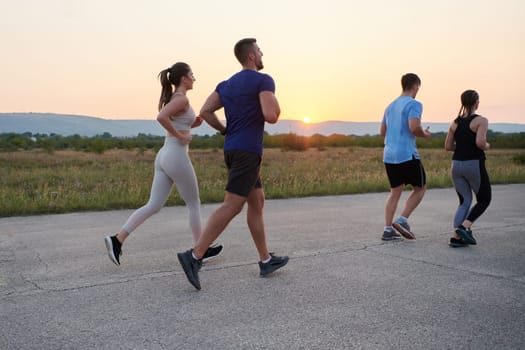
[381, 95, 423, 164]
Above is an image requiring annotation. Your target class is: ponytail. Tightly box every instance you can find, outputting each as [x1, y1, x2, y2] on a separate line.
[454, 106, 465, 124]
[158, 68, 172, 111]
[157, 62, 191, 111]
[455, 90, 479, 124]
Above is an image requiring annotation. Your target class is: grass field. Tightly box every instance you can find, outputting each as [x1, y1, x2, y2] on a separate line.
[1, 147, 524, 217]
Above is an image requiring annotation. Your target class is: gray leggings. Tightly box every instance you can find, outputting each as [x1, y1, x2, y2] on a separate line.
[121, 137, 201, 241]
[451, 159, 491, 228]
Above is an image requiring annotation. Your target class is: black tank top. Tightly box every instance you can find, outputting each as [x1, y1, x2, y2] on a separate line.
[452, 114, 485, 161]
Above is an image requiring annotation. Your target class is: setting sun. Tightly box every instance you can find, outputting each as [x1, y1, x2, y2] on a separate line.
[0, 2, 523, 124]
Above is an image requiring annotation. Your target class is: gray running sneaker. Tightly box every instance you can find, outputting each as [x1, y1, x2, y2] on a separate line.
[177, 249, 202, 290]
[259, 253, 289, 276]
[381, 230, 402, 241]
[392, 220, 416, 240]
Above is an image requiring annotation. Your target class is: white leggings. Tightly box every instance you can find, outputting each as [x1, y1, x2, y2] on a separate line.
[121, 137, 201, 241]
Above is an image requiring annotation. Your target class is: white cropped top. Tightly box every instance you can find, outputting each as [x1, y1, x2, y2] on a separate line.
[170, 93, 196, 131]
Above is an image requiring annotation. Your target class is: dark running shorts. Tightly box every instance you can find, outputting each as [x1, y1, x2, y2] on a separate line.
[224, 150, 262, 197]
[385, 158, 426, 188]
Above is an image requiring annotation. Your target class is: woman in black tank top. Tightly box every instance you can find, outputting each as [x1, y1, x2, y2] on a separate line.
[452, 113, 486, 161]
[445, 90, 491, 248]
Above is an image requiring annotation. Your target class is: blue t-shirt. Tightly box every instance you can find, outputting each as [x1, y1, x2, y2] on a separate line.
[216, 70, 275, 155]
[381, 95, 423, 164]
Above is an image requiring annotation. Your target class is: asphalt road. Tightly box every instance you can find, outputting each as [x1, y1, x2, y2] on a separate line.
[1, 184, 524, 349]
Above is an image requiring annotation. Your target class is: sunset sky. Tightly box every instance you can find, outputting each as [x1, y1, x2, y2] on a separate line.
[1, 0, 523, 124]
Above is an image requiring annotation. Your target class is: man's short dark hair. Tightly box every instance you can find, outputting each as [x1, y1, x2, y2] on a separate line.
[234, 38, 257, 64]
[401, 73, 421, 91]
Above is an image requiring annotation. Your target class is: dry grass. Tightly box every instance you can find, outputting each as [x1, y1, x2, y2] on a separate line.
[1, 147, 524, 216]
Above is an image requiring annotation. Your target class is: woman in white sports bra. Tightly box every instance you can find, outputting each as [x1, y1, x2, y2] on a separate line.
[104, 62, 223, 266]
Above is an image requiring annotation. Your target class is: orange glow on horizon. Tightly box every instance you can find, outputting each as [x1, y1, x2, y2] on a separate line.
[0, 1, 523, 124]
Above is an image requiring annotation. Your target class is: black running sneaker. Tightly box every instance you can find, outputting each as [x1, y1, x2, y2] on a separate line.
[466, 228, 477, 245]
[177, 249, 202, 290]
[104, 235, 122, 265]
[455, 227, 476, 245]
[449, 237, 468, 248]
[202, 244, 223, 263]
[259, 253, 289, 276]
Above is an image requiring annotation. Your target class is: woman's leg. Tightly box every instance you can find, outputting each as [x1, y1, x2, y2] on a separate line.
[117, 149, 173, 243]
[451, 161, 473, 230]
[160, 142, 202, 242]
[465, 159, 492, 226]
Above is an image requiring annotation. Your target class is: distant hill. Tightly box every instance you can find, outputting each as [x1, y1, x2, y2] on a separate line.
[1, 112, 524, 137]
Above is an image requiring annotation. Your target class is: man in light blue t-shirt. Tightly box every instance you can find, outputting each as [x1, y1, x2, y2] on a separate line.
[380, 73, 431, 241]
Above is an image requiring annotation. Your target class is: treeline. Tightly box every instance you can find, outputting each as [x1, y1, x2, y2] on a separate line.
[0, 132, 225, 152]
[1, 130, 524, 152]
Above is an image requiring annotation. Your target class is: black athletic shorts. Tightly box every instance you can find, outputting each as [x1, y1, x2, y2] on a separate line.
[384, 157, 426, 188]
[224, 150, 262, 197]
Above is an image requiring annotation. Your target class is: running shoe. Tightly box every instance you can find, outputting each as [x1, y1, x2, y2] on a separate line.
[392, 220, 416, 240]
[455, 226, 476, 245]
[259, 253, 289, 276]
[177, 249, 202, 290]
[381, 230, 402, 241]
[104, 235, 122, 266]
[449, 237, 468, 248]
[466, 228, 477, 245]
[202, 243, 223, 263]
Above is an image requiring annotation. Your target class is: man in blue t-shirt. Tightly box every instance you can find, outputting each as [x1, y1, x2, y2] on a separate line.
[177, 38, 289, 290]
[380, 73, 431, 242]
